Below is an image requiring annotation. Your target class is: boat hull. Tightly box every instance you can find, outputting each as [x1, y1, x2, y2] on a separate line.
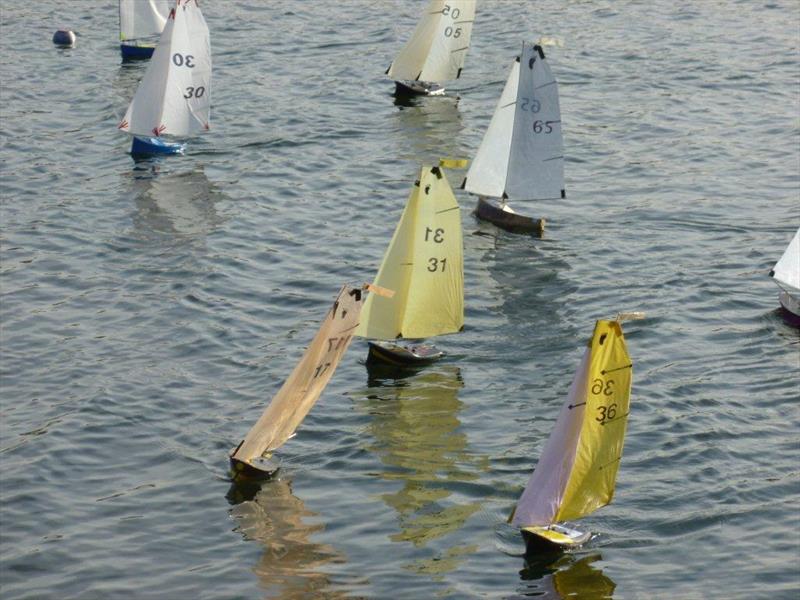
[520, 524, 591, 554]
[474, 198, 545, 235]
[229, 455, 280, 481]
[367, 341, 445, 367]
[130, 136, 185, 157]
[394, 80, 446, 97]
[120, 42, 155, 61]
[778, 291, 800, 328]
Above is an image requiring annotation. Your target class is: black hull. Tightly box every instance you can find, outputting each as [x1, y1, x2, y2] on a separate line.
[366, 341, 445, 367]
[229, 455, 279, 482]
[474, 198, 545, 235]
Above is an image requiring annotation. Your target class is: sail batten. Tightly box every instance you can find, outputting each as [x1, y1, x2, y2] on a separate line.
[357, 166, 464, 341]
[512, 320, 632, 528]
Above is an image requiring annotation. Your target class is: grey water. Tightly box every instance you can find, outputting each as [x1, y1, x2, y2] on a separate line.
[1, 1, 798, 598]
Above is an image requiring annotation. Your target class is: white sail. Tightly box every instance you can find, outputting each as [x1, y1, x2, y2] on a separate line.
[119, 0, 170, 41]
[772, 228, 800, 296]
[118, 0, 211, 138]
[511, 349, 590, 527]
[462, 60, 519, 198]
[463, 41, 565, 202]
[387, 0, 476, 83]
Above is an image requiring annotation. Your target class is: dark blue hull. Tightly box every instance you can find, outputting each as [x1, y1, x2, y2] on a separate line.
[120, 43, 155, 61]
[130, 136, 185, 157]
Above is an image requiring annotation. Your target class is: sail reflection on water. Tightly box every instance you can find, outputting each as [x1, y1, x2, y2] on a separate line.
[518, 553, 616, 599]
[227, 478, 348, 600]
[361, 365, 488, 549]
[128, 167, 223, 238]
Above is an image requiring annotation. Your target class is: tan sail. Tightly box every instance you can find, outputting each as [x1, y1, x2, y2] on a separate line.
[231, 285, 364, 468]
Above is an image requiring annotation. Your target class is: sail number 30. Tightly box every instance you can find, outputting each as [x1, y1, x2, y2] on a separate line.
[172, 53, 196, 68]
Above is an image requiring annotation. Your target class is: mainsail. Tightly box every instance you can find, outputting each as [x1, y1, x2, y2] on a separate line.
[119, 0, 170, 42]
[231, 286, 364, 466]
[463, 41, 564, 202]
[771, 228, 800, 296]
[511, 320, 632, 527]
[356, 165, 464, 341]
[119, 0, 211, 138]
[387, 0, 476, 83]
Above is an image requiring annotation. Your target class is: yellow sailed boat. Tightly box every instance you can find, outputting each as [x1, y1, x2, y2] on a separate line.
[356, 161, 465, 367]
[229, 285, 365, 480]
[509, 316, 640, 552]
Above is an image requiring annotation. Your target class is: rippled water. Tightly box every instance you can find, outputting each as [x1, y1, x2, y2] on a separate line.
[1, 1, 798, 598]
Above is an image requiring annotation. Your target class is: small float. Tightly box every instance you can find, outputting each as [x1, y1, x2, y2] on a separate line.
[118, 0, 211, 157]
[462, 41, 565, 235]
[386, 0, 476, 97]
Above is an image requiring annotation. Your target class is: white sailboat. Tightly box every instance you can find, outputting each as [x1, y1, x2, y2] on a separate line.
[769, 227, 800, 327]
[119, 0, 170, 61]
[230, 286, 366, 480]
[462, 41, 564, 234]
[118, 0, 211, 156]
[387, 0, 476, 96]
[509, 317, 637, 553]
[356, 161, 464, 366]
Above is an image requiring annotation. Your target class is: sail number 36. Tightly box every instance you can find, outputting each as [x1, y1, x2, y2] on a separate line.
[596, 403, 618, 424]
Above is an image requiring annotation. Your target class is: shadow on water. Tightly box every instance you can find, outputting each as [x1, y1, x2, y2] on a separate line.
[516, 552, 616, 599]
[226, 476, 349, 600]
[357, 364, 489, 575]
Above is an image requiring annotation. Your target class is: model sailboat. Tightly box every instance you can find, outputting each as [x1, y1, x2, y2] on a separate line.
[510, 317, 637, 553]
[230, 286, 365, 480]
[769, 227, 800, 327]
[462, 41, 564, 234]
[356, 162, 464, 366]
[119, 0, 170, 61]
[118, 0, 211, 156]
[387, 0, 476, 96]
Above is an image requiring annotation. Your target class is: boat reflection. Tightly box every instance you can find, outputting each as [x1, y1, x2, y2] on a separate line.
[362, 365, 487, 551]
[127, 166, 223, 238]
[391, 94, 466, 162]
[227, 477, 348, 599]
[516, 553, 616, 599]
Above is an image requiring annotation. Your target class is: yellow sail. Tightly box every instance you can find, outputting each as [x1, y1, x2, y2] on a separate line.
[554, 320, 632, 522]
[231, 285, 364, 466]
[356, 165, 464, 340]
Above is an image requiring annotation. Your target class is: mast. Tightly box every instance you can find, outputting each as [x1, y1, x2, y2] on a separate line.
[463, 41, 565, 204]
[231, 286, 365, 466]
[356, 165, 464, 340]
[118, 0, 211, 138]
[511, 320, 632, 527]
[387, 0, 476, 83]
